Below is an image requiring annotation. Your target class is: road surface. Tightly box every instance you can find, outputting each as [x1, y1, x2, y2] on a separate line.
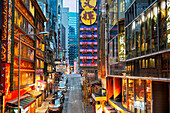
[62, 74, 85, 113]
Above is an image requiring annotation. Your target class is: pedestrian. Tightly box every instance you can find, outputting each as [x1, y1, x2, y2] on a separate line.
[90, 98, 93, 105]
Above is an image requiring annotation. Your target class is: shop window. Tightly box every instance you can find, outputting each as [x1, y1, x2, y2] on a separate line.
[122, 79, 127, 108]
[128, 79, 134, 112]
[145, 80, 152, 113]
[151, 4, 158, 52]
[145, 9, 151, 54]
[159, 0, 166, 50]
[134, 80, 145, 113]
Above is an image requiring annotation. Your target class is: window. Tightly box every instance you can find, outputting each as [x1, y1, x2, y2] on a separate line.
[136, 19, 141, 56]
[122, 79, 127, 108]
[134, 80, 145, 112]
[21, 44, 34, 61]
[14, 9, 34, 35]
[151, 4, 158, 52]
[159, 0, 166, 50]
[13, 71, 34, 88]
[128, 79, 134, 112]
[141, 14, 145, 55]
[149, 58, 156, 68]
[145, 10, 151, 54]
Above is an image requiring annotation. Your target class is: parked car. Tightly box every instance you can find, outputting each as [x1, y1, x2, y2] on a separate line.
[53, 91, 65, 103]
[58, 83, 66, 92]
[48, 98, 63, 113]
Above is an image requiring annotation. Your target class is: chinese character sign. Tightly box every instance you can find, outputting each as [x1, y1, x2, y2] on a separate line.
[167, 0, 170, 48]
[118, 33, 125, 61]
[79, 0, 98, 69]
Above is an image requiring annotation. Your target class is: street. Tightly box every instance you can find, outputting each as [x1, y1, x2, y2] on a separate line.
[62, 74, 85, 113]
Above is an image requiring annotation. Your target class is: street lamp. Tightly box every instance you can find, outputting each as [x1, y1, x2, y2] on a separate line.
[18, 31, 49, 113]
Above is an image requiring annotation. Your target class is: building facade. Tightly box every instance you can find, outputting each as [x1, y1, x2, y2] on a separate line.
[104, 0, 170, 113]
[0, 0, 47, 112]
[62, 8, 69, 60]
[69, 12, 79, 62]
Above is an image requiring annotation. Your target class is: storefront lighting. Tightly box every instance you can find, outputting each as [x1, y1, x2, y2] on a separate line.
[18, 31, 49, 113]
[153, 6, 157, 16]
[161, 1, 165, 9]
[142, 14, 145, 22]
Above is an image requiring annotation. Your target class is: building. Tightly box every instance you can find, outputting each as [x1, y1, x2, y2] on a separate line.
[0, 1, 3, 112]
[68, 26, 77, 67]
[61, 24, 66, 60]
[69, 12, 79, 60]
[0, 0, 47, 112]
[38, 0, 59, 95]
[62, 8, 69, 60]
[104, 0, 170, 113]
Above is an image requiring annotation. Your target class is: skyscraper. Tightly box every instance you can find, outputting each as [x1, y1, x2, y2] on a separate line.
[62, 8, 69, 60]
[68, 12, 79, 67]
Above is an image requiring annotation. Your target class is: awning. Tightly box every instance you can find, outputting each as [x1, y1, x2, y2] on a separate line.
[87, 79, 101, 86]
[104, 105, 116, 113]
[90, 80, 101, 85]
[109, 99, 130, 113]
[27, 90, 42, 98]
[92, 93, 106, 101]
[7, 95, 36, 109]
[37, 80, 47, 84]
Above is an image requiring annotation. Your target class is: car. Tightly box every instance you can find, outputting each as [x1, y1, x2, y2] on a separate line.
[53, 91, 65, 103]
[48, 98, 63, 113]
[58, 83, 66, 92]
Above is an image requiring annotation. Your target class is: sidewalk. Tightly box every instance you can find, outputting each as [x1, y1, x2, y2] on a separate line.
[85, 104, 94, 113]
[35, 94, 54, 113]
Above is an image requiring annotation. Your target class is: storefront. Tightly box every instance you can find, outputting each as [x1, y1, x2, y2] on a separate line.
[35, 68, 46, 100]
[36, 80, 46, 101]
[122, 79, 152, 113]
[27, 90, 42, 108]
[6, 94, 36, 113]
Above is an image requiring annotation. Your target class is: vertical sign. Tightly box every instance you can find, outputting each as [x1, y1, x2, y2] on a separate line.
[0, 64, 10, 96]
[1, 0, 9, 63]
[167, 0, 170, 48]
[79, 0, 98, 69]
[118, 33, 125, 61]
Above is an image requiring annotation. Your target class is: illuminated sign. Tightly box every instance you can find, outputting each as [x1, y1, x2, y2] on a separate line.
[87, 73, 95, 77]
[0, 64, 10, 96]
[118, 33, 125, 61]
[167, 0, 170, 48]
[56, 65, 66, 72]
[79, 0, 98, 69]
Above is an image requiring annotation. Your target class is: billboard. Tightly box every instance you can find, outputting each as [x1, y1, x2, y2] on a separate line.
[79, 0, 98, 69]
[118, 33, 125, 61]
[56, 65, 66, 72]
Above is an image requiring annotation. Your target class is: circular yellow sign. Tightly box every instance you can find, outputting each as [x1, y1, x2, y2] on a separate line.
[81, 0, 96, 10]
[81, 10, 97, 25]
